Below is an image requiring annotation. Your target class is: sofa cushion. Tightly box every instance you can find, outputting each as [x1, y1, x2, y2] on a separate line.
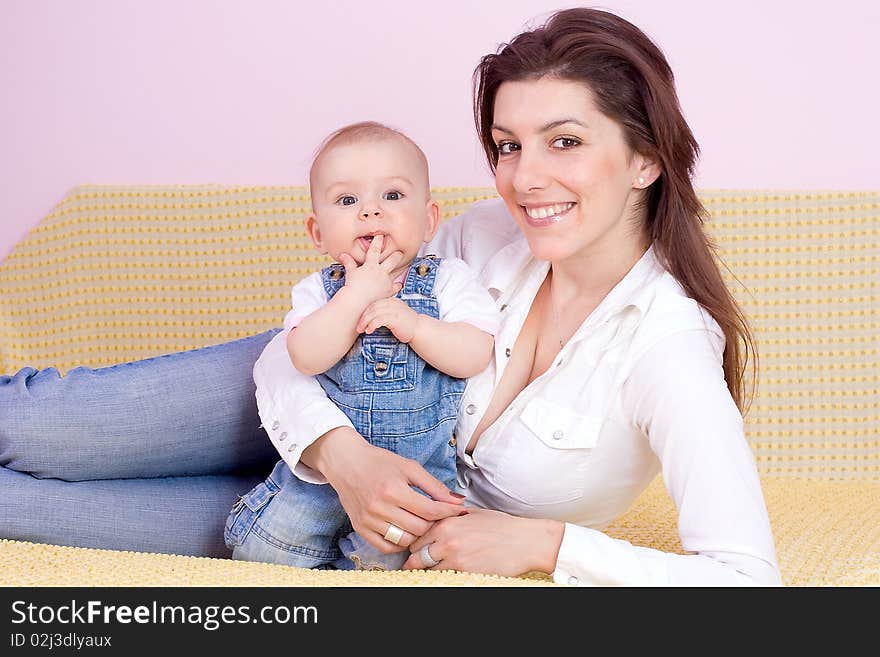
[1, 185, 877, 586]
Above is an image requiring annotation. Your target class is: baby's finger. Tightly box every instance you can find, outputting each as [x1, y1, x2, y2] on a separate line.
[356, 302, 381, 333]
[364, 317, 386, 334]
[379, 249, 405, 272]
[338, 253, 356, 275]
[366, 234, 384, 261]
[356, 312, 373, 334]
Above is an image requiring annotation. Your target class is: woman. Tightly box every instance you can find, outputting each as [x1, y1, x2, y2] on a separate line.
[236, 8, 780, 585]
[0, 8, 780, 585]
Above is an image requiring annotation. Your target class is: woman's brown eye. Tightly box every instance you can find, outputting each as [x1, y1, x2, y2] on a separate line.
[552, 137, 580, 149]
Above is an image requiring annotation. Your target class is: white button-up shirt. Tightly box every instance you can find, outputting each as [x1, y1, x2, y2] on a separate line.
[253, 198, 782, 587]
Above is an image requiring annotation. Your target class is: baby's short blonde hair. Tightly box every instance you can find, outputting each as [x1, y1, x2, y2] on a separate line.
[308, 121, 430, 199]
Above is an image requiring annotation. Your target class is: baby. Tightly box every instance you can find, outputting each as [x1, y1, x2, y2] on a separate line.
[225, 121, 499, 570]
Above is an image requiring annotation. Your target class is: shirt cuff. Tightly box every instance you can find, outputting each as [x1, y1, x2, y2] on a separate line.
[551, 522, 670, 587]
[254, 385, 354, 486]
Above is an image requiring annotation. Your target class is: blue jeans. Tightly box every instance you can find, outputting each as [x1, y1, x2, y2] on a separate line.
[0, 330, 280, 557]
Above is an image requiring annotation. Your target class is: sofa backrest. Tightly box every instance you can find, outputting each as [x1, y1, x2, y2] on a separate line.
[1, 185, 876, 480]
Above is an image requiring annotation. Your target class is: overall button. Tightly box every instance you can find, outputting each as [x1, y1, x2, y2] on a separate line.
[330, 268, 343, 280]
[448, 435, 457, 447]
[552, 429, 565, 440]
[375, 361, 389, 373]
[417, 263, 431, 276]
[465, 404, 477, 415]
[271, 420, 280, 431]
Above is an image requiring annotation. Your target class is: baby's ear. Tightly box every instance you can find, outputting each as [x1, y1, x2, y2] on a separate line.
[422, 200, 441, 242]
[306, 215, 327, 253]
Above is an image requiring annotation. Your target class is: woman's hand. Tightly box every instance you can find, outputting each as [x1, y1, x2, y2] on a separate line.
[403, 508, 565, 577]
[303, 426, 465, 553]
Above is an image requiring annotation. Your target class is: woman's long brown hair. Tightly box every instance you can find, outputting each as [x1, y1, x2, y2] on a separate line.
[473, 8, 756, 413]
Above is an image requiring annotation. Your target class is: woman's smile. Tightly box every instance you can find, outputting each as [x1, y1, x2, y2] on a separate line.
[520, 202, 576, 227]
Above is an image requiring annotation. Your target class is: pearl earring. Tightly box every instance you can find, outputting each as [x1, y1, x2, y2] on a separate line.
[637, 176, 645, 186]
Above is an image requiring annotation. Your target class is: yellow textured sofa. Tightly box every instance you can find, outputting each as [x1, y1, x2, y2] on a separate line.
[1, 185, 878, 586]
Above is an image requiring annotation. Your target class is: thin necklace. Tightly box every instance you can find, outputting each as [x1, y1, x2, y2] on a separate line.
[548, 276, 565, 349]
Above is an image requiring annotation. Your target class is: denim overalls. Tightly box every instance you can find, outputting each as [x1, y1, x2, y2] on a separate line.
[224, 256, 464, 570]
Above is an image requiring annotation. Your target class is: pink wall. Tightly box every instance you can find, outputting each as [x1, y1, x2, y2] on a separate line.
[2, 0, 878, 261]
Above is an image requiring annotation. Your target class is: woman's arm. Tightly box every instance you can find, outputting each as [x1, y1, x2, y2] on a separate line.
[587, 329, 782, 586]
[253, 329, 354, 483]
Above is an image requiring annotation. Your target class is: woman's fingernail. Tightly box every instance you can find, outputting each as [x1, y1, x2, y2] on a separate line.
[450, 492, 466, 499]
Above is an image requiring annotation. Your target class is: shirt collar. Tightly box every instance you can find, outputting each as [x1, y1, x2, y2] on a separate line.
[485, 239, 664, 319]
[483, 235, 535, 299]
[587, 243, 664, 325]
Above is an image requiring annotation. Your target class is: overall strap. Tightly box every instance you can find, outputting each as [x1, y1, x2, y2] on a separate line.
[319, 263, 347, 300]
[320, 255, 443, 300]
[401, 255, 442, 297]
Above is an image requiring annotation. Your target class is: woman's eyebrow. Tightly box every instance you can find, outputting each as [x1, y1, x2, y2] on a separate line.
[491, 118, 589, 134]
[540, 118, 589, 131]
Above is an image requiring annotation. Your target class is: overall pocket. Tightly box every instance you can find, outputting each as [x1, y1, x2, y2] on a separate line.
[337, 332, 414, 393]
[223, 476, 281, 548]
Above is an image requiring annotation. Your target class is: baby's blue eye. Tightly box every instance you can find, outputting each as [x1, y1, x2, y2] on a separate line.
[497, 141, 520, 154]
[383, 190, 403, 201]
[336, 195, 357, 206]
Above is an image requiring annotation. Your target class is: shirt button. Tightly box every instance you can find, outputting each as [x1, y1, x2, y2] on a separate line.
[279, 432, 288, 441]
[271, 420, 280, 431]
[567, 576, 579, 586]
[500, 304, 508, 312]
[552, 429, 565, 440]
[465, 404, 477, 415]
[287, 443, 298, 452]
[505, 347, 511, 357]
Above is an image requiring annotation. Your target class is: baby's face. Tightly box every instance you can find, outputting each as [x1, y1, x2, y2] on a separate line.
[307, 138, 438, 271]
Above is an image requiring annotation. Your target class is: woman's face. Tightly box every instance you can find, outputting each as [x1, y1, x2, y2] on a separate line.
[491, 76, 653, 264]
